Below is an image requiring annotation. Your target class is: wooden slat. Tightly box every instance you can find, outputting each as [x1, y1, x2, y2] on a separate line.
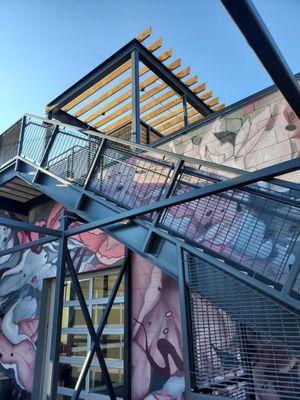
[0, 191, 29, 203]
[212, 102, 226, 112]
[81, 48, 173, 121]
[163, 101, 225, 136]
[94, 59, 183, 129]
[156, 107, 204, 132]
[205, 96, 219, 107]
[95, 68, 198, 128]
[149, 91, 212, 127]
[136, 27, 152, 42]
[142, 83, 205, 123]
[63, 36, 161, 112]
[140, 77, 202, 118]
[5, 182, 41, 196]
[0, 187, 32, 201]
[101, 66, 192, 132]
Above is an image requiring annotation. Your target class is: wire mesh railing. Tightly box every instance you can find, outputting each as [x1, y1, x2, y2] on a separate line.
[159, 170, 300, 291]
[0, 114, 299, 298]
[185, 252, 300, 399]
[0, 119, 21, 166]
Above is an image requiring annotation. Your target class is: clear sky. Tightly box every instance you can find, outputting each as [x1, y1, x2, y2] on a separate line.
[0, 0, 299, 132]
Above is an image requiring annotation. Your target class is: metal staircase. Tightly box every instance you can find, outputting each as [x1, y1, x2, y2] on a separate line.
[1, 114, 300, 399]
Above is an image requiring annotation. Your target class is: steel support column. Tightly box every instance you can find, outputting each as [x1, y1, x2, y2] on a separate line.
[124, 249, 132, 400]
[48, 212, 68, 399]
[131, 49, 141, 143]
[221, 0, 300, 118]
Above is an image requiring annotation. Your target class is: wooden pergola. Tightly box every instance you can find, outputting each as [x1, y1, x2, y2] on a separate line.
[46, 27, 225, 143]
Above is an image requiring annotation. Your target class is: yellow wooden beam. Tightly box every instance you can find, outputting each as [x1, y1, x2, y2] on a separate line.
[149, 90, 212, 127]
[100, 67, 192, 132]
[93, 59, 184, 129]
[63, 36, 161, 112]
[162, 100, 224, 136]
[80, 48, 173, 121]
[142, 83, 206, 123]
[136, 27, 152, 42]
[212, 102, 226, 111]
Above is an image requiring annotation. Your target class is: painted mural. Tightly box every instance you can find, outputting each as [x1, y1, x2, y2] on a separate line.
[159, 89, 300, 177]
[0, 202, 124, 399]
[131, 253, 184, 400]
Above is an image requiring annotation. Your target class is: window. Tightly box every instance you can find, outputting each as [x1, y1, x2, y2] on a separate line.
[56, 269, 124, 399]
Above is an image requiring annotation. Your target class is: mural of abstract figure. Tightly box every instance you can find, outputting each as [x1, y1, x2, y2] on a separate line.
[0, 202, 124, 399]
[131, 254, 184, 400]
[160, 93, 300, 175]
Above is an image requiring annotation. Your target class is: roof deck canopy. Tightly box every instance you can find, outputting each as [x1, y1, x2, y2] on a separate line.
[46, 28, 225, 144]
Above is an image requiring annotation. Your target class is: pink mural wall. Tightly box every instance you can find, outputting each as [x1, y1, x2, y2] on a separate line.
[131, 253, 184, 400]
[0, 202, 124, 399]
[159, 89, 300, 177]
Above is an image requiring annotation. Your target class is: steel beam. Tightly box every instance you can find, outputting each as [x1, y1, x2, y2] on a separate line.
[135, 40, 212, 116]
[221, 0, 300, 118]
[52, 110, 100, 132]
[0, 235, 58, 257]
[0, 216, 62, 237]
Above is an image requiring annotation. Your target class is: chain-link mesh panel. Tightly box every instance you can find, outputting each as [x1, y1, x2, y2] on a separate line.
[0, 120, 21, 166]
[185, 252, 300, 399]
[45, 127, 100, 186]
[21, 117, 52, 164]
[88, 143, 174, 209]
[160, 170, 300, 291]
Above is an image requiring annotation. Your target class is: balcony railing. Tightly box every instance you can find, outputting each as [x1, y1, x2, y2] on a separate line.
[1, 114, 300, 299]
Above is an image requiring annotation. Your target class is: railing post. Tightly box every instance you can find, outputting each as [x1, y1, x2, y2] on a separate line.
[33, 123, 58, 183]
[142, 158, 184, 253]
[75, 137, 107, 210]
[131, 48, 140, 144]
[15, 116, 26, 171]
[47, 212, 68, 399]
[177, 247, 194, 398]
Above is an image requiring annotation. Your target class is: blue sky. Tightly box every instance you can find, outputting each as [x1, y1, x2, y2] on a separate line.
[0, 0, 299, 132]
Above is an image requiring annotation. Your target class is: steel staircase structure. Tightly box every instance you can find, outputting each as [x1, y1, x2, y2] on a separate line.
[0, 113, 300, 399]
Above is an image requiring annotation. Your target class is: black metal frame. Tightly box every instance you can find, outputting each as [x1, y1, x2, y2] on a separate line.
[46, 39, 212, 143]
[221, 0, 300, 119]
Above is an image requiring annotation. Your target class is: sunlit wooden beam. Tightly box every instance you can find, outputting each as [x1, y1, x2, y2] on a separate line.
[100, 67, 192, 132]
[150, 91, 212, 127]
[93, 60, 184, 129]
[81, 48, 173, 121]
[63, 33, 160, 112]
